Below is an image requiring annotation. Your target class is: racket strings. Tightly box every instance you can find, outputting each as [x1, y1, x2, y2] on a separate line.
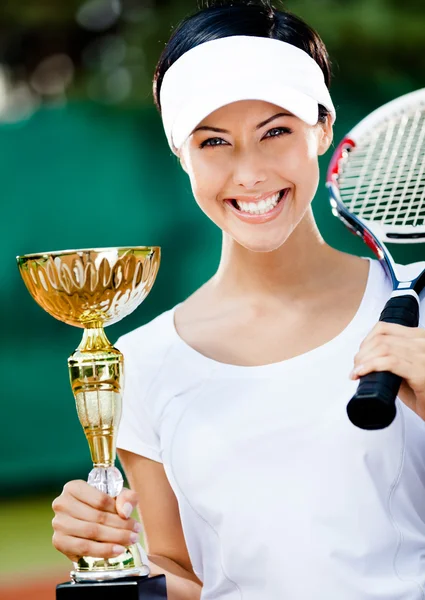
[338, 106, 425, 228]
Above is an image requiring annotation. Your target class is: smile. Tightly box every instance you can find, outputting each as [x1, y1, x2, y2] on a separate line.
[224, 189, 289, 223]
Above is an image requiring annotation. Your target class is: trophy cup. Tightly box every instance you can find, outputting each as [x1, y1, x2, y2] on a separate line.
[16, 247, 167, 599]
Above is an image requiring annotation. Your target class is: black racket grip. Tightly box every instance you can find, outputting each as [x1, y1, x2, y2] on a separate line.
[347, 294, 419, 430]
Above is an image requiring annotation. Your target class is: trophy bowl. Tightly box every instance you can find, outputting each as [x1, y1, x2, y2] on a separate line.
[17, 246, 160, 328]
[16, 246, 162, 586]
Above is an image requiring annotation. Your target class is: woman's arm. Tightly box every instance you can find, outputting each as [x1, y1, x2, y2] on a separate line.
[117, 448, 202, 600]
[147, 555, 202, 600]
[51, 454, 202, 600]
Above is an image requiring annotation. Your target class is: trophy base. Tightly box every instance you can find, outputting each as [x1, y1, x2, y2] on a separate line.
[70, 565, 150, 581]
[71, 541, 150, 582]
[56, 575, 167, 599]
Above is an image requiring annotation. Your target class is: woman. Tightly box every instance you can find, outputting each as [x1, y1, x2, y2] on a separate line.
[51, 1, 425, 598]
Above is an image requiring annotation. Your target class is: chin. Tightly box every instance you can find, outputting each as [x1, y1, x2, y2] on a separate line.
[234, 232, 292, 253]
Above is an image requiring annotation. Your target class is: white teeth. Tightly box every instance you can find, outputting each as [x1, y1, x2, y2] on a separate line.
[235, 191, 283, 215]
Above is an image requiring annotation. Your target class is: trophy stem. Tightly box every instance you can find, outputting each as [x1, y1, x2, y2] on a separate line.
[68, 326, 123, 470]
[77, 323, 112, 350]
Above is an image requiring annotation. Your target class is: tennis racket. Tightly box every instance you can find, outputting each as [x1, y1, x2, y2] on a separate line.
[326, 88, 425, 431]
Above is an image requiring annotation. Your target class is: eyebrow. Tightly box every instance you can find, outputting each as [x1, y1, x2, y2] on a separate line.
[192, 111, 293, 135]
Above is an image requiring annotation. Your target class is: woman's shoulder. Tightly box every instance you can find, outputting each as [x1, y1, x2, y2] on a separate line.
[369, 258, 425, 326]
[368, 256, 425, 289]
[114, 305, 177, 364]
[395, 258, 425, 280]
[396, 259, 425, 327]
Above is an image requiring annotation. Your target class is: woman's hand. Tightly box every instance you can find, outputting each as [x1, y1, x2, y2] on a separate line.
[351, 322, 425, 421]
[52, 480, 143, 562]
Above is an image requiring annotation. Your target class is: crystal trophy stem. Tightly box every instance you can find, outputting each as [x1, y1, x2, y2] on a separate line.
[17, 247, 161, 584]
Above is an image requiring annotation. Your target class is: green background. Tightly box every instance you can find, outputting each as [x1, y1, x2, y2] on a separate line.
[0, 0, 424, 588]
[3, 87, 424, 495]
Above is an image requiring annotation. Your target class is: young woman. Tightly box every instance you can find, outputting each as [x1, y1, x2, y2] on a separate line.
[51, 1, 425, 598]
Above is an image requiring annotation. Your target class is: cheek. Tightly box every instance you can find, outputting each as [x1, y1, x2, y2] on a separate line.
[285, 133, 320, 173]
[185, 154, 229, 211]
[289, 134, 320, 195]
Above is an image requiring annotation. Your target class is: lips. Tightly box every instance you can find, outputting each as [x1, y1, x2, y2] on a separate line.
[232, 190, 285, 215]
[224, 188, 289, 223]
[228, 189, 283, 202]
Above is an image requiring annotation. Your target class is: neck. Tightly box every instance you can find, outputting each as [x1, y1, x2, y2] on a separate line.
[212, 209, 339, 303]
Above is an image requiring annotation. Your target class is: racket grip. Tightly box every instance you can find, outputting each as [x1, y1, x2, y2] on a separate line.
[347, 294, 419, 430]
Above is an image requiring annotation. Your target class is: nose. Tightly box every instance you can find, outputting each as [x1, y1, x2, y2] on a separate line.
[231, 148, 267, 189]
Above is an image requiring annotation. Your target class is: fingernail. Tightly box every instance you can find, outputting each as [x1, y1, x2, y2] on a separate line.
[129, 532, 140, 544]
[112, 545, 126, 556]
[351, 366, 363, 379]
[133, 522, 143, 534]
[122, 502, 133, 519]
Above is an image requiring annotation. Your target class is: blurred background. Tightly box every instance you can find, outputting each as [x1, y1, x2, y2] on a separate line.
[0, 0, 424, 597]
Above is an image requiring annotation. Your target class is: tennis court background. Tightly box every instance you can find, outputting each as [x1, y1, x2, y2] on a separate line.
[0, 0, 424, 595]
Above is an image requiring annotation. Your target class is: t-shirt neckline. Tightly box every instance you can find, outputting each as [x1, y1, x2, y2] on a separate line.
[169, 257, 380, 376]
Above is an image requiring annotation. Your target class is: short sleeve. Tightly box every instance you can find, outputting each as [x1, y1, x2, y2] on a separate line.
[115, 335, 163, 463]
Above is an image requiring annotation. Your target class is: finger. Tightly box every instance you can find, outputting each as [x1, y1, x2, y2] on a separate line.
[354, 337, 425, 375]
[351, 355, 413, 381]
[376, 322, 425, 338]
[353, 336, 421, 370]
[52, 514, 141, 548]
[52, 532, 128, 563]
[52, 494, 141, 533]
[361, 322, 425, 347]
[116, 488, 139, 520]
[62, 480, 117, 515]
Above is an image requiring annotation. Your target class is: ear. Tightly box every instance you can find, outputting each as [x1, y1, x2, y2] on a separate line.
[317, 115, 333, 156]
[178, 150, 189, 174]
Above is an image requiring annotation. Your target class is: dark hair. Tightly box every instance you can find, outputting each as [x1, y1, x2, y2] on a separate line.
[153, 0, 332, 123]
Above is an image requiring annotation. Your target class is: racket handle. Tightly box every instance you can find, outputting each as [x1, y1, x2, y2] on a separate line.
[347, 294, 419, 430]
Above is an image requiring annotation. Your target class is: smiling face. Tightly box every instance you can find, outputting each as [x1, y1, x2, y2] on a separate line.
[178, 99, 333, 252]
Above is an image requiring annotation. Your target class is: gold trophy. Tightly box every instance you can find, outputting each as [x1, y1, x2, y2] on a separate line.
[17, 247, 167, 598]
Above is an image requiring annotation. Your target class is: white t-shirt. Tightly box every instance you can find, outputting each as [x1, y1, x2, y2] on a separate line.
[116, 258, 425, 600]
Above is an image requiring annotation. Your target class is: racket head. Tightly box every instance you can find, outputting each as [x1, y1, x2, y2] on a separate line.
[327, 88, 425, 250]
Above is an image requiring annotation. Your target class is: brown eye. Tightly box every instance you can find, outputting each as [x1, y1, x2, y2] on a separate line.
[264, 127, 292, 139]
[200, 137, 228, 148]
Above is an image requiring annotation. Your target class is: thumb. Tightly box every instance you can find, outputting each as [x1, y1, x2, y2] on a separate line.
[115, 487, 139, 520]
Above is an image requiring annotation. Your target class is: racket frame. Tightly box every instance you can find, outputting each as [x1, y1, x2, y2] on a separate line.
[325, 88, 425, 429]
[327, 140, 424, 298]
[328, 87, 425, 244]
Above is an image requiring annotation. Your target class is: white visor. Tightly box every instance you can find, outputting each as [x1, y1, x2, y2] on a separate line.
[160, 35, 336, 151]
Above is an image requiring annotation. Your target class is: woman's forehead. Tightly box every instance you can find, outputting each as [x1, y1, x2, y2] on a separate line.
[196, 99, 296, 128]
